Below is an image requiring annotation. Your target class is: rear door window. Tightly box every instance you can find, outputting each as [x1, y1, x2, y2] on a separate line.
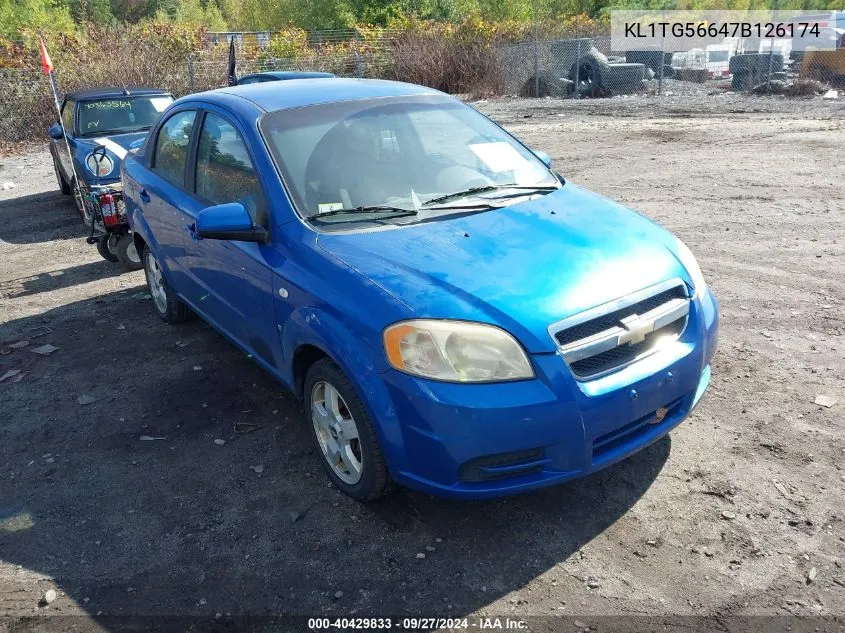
[152, 110, 197, 187]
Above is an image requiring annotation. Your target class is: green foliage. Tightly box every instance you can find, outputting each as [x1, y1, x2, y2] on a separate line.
[69, 0, 114, 24]
[155, 0, 226, 30]
[0, 0, 75, 39]
[2, 0, 842, 40]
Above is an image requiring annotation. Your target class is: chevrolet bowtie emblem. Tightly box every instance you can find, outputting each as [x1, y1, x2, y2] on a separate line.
[618, 313, 655, 346]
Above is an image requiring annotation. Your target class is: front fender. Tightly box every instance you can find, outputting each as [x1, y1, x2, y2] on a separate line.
[282, 307, 405, 475]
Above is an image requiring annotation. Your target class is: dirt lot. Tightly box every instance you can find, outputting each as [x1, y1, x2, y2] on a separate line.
[1, 99, 844, 630]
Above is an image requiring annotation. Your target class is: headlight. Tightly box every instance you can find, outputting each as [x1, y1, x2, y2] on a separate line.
[383, 319, 534, 383]
[675, 238, 707, 300]
[85, 152, 114, 177]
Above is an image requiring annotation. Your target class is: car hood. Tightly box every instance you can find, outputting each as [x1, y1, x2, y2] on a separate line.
[316, 184, 692, 353]
[72, 131, 148, 184]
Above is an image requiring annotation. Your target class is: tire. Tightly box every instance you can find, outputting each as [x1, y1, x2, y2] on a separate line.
[519, 72, 573, 98]
[662, 64, 675, 79]
[602, 63, 647, 95]
[625, 50, 664, 74]
[730, 53, 784, 77]
[114, 233, 143, 270]
[732, 69, 751, 91]
[96, 236, 119, 262]
[304, 358, 390, 502]
[569, 49, 610, 97]
[53, 159, 71, 195]
[143, 248, 193, 324]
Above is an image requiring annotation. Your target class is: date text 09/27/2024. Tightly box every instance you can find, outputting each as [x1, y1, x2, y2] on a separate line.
[308, 617, 527, 630]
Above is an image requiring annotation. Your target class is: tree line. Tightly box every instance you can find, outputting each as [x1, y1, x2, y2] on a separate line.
[1, 0, 840, 39]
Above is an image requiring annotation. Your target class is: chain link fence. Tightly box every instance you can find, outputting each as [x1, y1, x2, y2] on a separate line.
[1, 27, 842, 147]
[496, 33, 843, 100]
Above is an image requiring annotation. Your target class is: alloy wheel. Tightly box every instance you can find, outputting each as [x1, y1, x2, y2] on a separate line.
[311, 380, 363, 485]
[146, 251, 168, 314]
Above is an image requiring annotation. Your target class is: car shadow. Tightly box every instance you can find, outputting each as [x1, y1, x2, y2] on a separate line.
[0, 190, 84, 245]
[0, 290, 671, 627]
[0, 260, 132, 299]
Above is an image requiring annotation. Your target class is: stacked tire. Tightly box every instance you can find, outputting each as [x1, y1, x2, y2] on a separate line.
[568, 49, 610, 97]
[729, 53, 785, 91]
[601, 63, 647, 94]
[625, 50, 673, 75]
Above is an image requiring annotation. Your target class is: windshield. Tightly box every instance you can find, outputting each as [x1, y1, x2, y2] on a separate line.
[259, 95, 558, 224]
[77, 95, 173, 136]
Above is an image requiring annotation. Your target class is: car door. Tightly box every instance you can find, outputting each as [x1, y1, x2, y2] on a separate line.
[53, 99, 76, 182]
[141, 109, 198, 290]
[181, 110, 278, 367]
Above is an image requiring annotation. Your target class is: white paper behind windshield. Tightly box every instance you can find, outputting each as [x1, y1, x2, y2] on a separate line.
[469, 142, 530, 172]
[150, 97, 173, 112]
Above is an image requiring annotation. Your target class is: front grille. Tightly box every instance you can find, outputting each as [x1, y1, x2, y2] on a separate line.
[554, 285, 688, 347]
[551, 281, 690, 380]
[570, 318, 686, 377]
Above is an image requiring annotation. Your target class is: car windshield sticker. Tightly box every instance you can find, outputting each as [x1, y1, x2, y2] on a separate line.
[318, 202, 344, 214]
[150, 97, 172, 112]
[468, 142, 530, 172]
[85, 100, 131, 110]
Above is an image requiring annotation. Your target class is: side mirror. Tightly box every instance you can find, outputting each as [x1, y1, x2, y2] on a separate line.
[48, 123, 64, 140]
[534, 150, 553, 169]
[196, 203, 268, 243]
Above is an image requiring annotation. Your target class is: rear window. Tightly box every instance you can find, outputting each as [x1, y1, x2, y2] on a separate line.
[78, 95, 173, 137]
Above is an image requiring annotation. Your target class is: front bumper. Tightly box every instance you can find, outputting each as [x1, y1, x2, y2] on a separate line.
[375, 287, 719, 499]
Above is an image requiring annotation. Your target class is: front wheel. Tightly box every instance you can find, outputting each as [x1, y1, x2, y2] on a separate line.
[53, 159, 71, 195]
[143, 248, 193, 323]
[305, 358, 390, 502]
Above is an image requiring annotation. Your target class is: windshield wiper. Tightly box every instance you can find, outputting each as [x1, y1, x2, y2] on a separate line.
[423, 184, 560, 207]
[310, 205, 419, 222]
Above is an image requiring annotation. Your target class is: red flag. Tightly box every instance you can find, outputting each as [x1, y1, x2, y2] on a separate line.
[39, 38, 54, 75]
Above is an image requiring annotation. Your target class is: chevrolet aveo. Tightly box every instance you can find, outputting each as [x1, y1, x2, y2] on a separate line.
[122, 78, 718, 502]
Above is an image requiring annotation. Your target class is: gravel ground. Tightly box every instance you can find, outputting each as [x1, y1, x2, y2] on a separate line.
[0, 97, 844, 631]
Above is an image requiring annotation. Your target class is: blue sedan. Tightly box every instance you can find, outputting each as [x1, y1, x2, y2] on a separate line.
[122, 78, 718, 501]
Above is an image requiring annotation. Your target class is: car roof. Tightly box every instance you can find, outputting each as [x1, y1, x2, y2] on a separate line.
[238, 71, 336, 82]
[66, 87, 172, 101]
[189, 78, 443, 114]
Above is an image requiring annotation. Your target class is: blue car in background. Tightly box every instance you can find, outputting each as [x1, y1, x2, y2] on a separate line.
[48, 87, 173, 264]
[122, 78, 718, 502]
[235, 71, 336, 85]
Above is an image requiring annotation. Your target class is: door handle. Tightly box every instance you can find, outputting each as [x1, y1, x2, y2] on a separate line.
[139, 189, 151, 203]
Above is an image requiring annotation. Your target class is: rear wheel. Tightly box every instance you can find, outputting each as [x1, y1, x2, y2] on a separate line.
[114, 234, 143, 270]
[71, 178, 86, 218]
[305, 358, 390, 502]
[143, 248, 193, 323]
